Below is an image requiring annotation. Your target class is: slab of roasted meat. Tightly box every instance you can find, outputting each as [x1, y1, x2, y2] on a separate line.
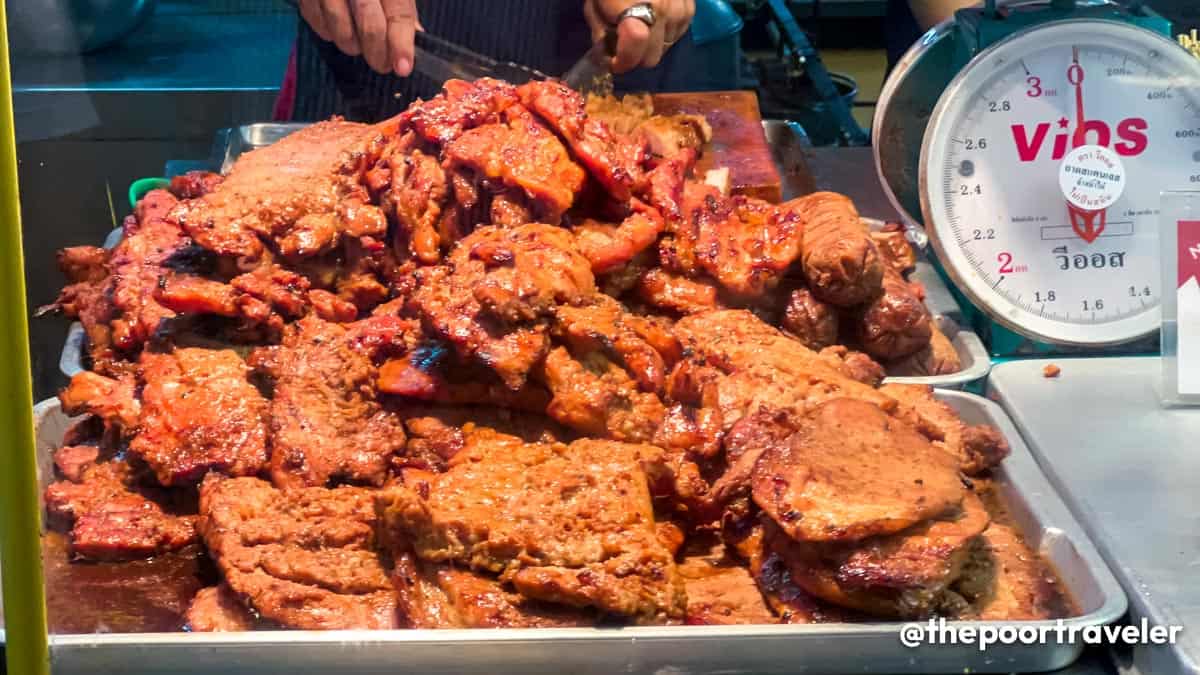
[249, 314, 410, 488]
[44, 460, 197, 561]
[133, 348, 269, 486]
[199, 475, 397, 629]
[378, 433, 686, 623]
[185, 585, 263, 632]
[410, 224, 596, 390]
[170, 117, 394, 261]
[752, 398, 965, 542]
[677, 539, 775, 625]
[395, 403, 573, 472]
[59, 347, 269, 486]
[878, 383, 1009, 476]
[671, 310, 1008, 475]
[766, 492, 990, 619]
[391, 552, 594, 628]
[44, 190, 192, 372]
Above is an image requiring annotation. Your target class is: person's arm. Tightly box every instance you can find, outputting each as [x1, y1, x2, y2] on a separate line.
[907, 0, 976, 30]
[298, 0, 418, 76]
[583, 0, 696, 73]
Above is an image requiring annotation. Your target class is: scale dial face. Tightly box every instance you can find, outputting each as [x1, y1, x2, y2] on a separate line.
[921, 19, 1200, 346]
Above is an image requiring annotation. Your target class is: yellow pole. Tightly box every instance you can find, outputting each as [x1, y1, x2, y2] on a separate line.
[0, 2, 52, 674]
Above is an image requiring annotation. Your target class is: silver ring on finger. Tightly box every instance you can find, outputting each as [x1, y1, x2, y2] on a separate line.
[617, 3, 656, 29]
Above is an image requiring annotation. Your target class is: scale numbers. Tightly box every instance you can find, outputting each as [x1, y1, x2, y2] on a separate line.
[921, 20, 1200, 345]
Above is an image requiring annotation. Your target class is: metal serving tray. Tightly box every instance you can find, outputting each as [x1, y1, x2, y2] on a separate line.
[25, 391, 1125, 675]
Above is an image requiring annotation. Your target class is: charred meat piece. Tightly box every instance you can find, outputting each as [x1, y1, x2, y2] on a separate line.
[857, 262, 933, 361]
[553, 296, 674, 393]
[59, 370, 141, 431]
[635, 268, 723, 316]
[132, 348, 269, 486]
[539, 347, 666, 443]
[251, 315, 410, 488]
[571, 214, 663, 276]
[871, 228, 917, 275]
[444, 104, 586, 222]
[678, 540, 776, 625]
[396, 404, 571, 472]
[168, 171, 224, 200]
[752, 399, 964, 542]
[726, 524, 860, 624]
[768, 492, 990, 619]
[199, 476, 397, 629]
[185, 585, 261, 632]
[879, 384, 1010, 476]
[157, 264, 312, 336]
[45, 189, 189, 370]
[796, 192, 884, 307]
[44, 461, 197, 561]
[57, 246, 109, 283]
[378, 435, 686, 623]
[383, 146, 447, 264]
[391, 552, 595, 628]
[670, 310, 899, 431]
[411, 224, 595, 389]
[816, 346, 886, 387]
[663, 184, 805, 300]
[402, 78, 520, 145]
[518, 80, 647, 202]
[171, 118, 393, 260]
[781, 288, 838, 350]
[885, 324, 961, 377]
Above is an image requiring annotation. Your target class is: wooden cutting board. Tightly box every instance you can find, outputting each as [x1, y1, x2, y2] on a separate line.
[652, 90, 785, 203]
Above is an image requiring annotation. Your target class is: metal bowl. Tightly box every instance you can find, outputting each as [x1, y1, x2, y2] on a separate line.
[8, 0, 157, 54]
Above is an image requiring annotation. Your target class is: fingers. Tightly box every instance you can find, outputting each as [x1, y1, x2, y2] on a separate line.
[665, 0, 694, 46]
[351, 0, 389, 73]
[583, 0, 607, 43]
[588, 0, 689, 72]
[299, 0, 331, 41]
[321, 0, 360, 56]
[612, 15, 653, 73]
[381, 0, 417, 76]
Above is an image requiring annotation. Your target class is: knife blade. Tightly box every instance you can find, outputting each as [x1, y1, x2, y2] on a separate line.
[413, 31, 548, 85]
[561, 32, 618, 96]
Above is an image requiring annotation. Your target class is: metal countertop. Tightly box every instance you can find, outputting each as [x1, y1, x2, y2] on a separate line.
[989, 357, 1200, 675]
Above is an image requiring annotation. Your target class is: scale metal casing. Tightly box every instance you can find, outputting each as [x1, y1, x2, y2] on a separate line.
[874, 0, 1185, 355]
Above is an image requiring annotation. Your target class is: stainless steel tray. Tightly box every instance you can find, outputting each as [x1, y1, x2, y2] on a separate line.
[28, 392, 1126, 674]
[989, 357, 1200, 675]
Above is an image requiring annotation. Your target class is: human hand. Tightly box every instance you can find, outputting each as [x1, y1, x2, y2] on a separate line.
[583, 0, 696, 73]
[298, 0, 419, 76]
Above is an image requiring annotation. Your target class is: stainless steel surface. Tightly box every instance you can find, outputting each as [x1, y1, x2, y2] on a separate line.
[989, 357, 1200, 675]
[28, 392, 1124, 673]
[871, 18, 955, 232]
[212, 122, 306, 175]
[8, 0, 157, 54]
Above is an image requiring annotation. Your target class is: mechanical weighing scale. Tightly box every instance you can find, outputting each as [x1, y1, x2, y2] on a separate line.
[874, 0, 1200, 355]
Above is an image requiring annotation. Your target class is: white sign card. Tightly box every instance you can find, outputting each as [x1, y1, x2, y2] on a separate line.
[1160, 191, 1200, 405]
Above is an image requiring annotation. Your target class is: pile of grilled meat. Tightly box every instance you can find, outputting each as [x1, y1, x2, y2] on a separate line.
[43, 78, 1063, 631]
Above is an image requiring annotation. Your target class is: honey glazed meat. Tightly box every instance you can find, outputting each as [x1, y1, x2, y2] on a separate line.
[42, 78, 1069, 634]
